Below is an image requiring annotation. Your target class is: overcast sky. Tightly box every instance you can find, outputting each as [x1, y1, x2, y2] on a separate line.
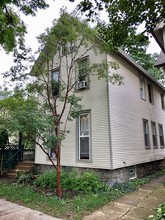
[0, 0, 161, 87]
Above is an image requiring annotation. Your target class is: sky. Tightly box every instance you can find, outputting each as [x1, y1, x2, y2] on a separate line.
[0, 0, 161, 87]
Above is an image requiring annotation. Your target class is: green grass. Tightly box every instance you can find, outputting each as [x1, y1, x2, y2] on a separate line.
[0, 170, 164, 220]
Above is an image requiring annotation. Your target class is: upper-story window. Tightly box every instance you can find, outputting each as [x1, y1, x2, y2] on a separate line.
[160, 93, 165, 109]
[143, 119, 150, 149]
[77, 57, 89, 90]
[147, 82, 154, 104]
[52, 69, 60, 96]
[139, 76, 145, 100]
[158, 124, 164, 148]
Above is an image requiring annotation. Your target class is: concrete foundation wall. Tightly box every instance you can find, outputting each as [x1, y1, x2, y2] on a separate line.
[36, 159, 165, 185]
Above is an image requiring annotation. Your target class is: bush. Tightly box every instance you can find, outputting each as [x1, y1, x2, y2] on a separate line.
[34, 169, 106, 193]
[17, 174, 33, 184]
[149, 203, 165, 220]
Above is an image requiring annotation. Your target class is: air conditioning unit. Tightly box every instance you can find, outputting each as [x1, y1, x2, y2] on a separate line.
[77, 80, 87, 90]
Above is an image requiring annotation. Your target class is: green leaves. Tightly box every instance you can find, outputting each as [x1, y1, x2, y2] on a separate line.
[0, 0, 49, 52]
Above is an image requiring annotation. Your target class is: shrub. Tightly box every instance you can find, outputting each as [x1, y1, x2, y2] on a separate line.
[34, 169, 106, 193]
[149, 203, 165, 220]
[34, 170, 56, 189]
[17, 174, 33, 184]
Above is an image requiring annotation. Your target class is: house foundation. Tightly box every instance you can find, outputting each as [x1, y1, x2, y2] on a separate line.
[35, 159, 165, 185]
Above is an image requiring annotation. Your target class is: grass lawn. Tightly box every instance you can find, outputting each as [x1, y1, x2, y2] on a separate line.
[0, 178, 122, 220]
[0, 170, 164, 220]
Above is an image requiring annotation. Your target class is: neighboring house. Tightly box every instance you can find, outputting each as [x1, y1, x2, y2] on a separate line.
[153, 22, 165, 70]
[34, 16, 165, 183]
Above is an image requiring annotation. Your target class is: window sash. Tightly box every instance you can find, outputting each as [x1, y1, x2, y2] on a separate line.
[143, 119, 150, 148]
[79, 113, 90, 160]
[78, 58, 88, 82]
[159, 124, 164, 147]
[151, 122, 157, 148]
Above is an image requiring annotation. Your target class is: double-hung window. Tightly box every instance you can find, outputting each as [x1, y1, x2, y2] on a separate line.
[158, 124, 164, 148]
[143, 119, 150, 149]
[52, 69, 60, 96]
[76, 57, 89, 90]
[139, 77, 145, 100]
[151, 121, 158, 148]
[78, 112, 90, 160]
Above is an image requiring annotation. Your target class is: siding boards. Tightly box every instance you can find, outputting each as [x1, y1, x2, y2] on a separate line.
[108, 54, 165, 169]
[35, 46, 111, 169]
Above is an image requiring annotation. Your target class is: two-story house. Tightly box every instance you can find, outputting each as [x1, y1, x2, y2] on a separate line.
[34, 15, 165, 183]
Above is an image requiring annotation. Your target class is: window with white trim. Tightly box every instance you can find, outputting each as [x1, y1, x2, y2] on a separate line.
[158, 124, 164, 148]
[143, 119, 150, 149]
[78, 112, 90, 160]
[151, 121, 158, 148]
[139, 77, 145, 100]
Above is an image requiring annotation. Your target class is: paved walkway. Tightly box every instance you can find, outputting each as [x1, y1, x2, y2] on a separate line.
[83, 175, 165, 220]
[0, 199, 61, 220]
[0, 175, 164, 220]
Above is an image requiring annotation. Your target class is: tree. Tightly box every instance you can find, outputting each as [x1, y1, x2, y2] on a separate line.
[0, 0, 49, 52]
[1, 12, 122, 197]
[121, 29, 164, 82]
[76, 0, 165, 40]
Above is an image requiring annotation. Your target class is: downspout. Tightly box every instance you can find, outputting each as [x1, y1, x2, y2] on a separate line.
[106, 54, 113, 170]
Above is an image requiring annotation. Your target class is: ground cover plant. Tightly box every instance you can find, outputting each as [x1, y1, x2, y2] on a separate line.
[0, 169, 164, 220]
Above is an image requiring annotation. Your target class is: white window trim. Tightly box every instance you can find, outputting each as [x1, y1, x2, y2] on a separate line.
[78, 111, 91, 161]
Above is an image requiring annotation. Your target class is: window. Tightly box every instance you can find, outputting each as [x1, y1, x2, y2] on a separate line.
[139, 77, 145, 99]
[78, 57, 89, 82]
[52, 69, 60, 96]
[49, 149, 56, 159]
[143, 119, 150, 149]
[78, 112, 90, 160]
[151, 122, 158, 148]
[158, 124, 164, 148]
[147, 82, 154, 104]
[129, 166, 137, 179]
[160, 93, 164, 109]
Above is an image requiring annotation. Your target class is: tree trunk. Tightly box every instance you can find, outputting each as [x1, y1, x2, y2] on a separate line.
[56, 144, 62, 198]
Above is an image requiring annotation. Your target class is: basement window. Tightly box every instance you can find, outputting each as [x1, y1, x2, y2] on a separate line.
[129, 166, 137, 179]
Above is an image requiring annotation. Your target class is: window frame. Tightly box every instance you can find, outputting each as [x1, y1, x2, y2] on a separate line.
[147, 82, 154, 104]
[77, 111, 91, 161]
[139, 76, 145, 100]
[158, 124, 164, 148]
[160, 93, 165, 110]
[151, 121, 158, 149]
[76, 56, 89, 90]
[143, 119, 150, 149]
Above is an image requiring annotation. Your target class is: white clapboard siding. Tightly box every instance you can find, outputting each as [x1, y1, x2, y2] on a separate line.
[35, 45, 111, 169]
[107, 54, 165, 169]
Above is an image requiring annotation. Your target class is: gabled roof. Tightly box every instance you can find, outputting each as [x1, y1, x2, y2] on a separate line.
[118, 49, 165, 91]
[154, 51, 165, 68]
[152, 22, 165, 53]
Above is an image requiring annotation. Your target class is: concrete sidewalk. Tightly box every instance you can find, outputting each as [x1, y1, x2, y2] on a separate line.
[83, 175, 165, 220]
[0, 199, 62, 220]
